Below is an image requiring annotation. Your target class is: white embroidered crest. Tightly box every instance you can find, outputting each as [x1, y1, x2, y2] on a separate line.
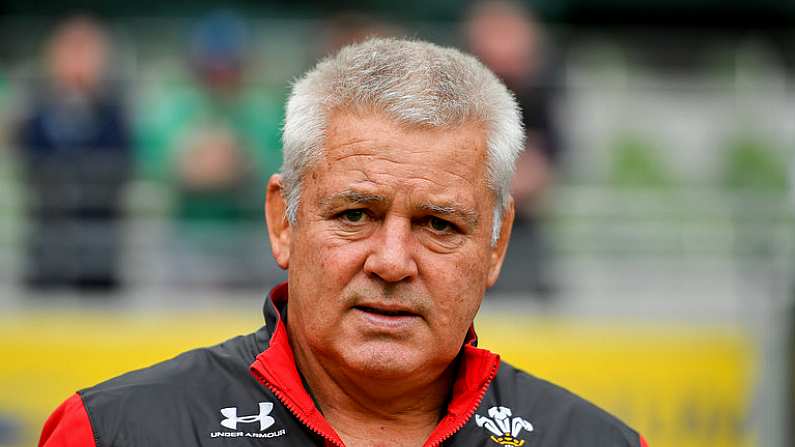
[475, 406, 533, 446]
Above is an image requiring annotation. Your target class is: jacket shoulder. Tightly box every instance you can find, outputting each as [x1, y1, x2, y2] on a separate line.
[82, 329, 265, 398]
[75, 330, 272, 445]
[39, 393, 96, 447]
[470, 361, 643, 447]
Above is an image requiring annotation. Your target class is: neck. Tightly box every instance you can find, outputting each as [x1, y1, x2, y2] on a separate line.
[290, 335, 455, 447]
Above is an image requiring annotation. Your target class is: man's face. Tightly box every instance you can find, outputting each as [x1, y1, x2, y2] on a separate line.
[267, 110, 513, 380]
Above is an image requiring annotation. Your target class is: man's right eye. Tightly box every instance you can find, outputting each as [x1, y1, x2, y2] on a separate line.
[340, 209, 365, 222]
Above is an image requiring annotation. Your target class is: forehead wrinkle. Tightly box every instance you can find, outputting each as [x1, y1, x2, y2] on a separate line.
[418, 202, 479, 229]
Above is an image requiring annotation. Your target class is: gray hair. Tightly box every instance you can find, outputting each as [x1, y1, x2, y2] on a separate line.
[281, 38, 524, 243]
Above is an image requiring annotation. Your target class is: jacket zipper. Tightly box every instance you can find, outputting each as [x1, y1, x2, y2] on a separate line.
[251, 368, 345, 447]
[252, 341, 497, 447]
[426, 358, 499, 447]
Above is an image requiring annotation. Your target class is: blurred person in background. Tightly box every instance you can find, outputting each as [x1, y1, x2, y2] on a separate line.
[136, 10, 284, 289]
[14, 15, 131, 293]
[321, 11, 402, 56]
[465, 0, 564, 298]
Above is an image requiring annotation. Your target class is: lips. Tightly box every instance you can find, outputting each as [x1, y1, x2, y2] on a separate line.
[353, 305, 418, 318]
[351, 302, 422, 330]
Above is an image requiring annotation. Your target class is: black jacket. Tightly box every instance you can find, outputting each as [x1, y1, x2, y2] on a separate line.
[40, 283, 647, 447]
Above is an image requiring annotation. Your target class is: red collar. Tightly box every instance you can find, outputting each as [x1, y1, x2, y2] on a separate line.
[249, 282, 500, 447]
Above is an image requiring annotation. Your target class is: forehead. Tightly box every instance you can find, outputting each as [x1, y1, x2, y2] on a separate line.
[307, 110, 492, 205]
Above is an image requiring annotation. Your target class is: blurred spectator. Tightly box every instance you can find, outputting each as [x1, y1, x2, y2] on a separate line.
[465, 0, 564, 298]
[135, 11, 284, 289]
[14, 16, 131, 293]
[321, 12, 401, 56]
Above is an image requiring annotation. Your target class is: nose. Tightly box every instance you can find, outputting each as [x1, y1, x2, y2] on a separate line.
[363, 216, 418, 283]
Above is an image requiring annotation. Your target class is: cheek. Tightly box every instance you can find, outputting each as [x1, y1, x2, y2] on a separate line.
[420, 248, 488, 326]
[426, 245, 489, 288]
[290, 226, 370, 300]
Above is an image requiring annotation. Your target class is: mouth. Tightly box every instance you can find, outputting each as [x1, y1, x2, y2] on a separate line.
[352, 303, 422, 330]
[353, 305, 418, 318]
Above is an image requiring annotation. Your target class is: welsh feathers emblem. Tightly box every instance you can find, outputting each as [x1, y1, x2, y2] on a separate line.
[475, 406, 533, 446]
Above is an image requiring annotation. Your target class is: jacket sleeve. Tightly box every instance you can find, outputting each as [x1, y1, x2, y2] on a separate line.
[39, 393, 96, 447]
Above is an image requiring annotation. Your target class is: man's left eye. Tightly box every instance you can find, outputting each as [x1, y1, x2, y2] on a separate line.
[428, 217, 452, 232]
[341, 209, 366, 222]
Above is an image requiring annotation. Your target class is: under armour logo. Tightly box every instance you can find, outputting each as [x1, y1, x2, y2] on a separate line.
[220, 402, 275, 431]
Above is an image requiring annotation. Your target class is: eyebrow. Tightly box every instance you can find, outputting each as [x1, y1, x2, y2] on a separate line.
[319, 190, 388, 209]
[418, 203, 479, 229]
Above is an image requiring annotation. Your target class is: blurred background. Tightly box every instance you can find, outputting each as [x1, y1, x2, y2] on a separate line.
[0, 1, 793, 446]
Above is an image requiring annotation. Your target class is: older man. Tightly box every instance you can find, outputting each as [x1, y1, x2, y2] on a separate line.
[40, 38, 647, 447]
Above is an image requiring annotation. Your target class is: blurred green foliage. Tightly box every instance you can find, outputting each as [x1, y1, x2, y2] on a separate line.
[607, 135, 677, 189]
[720, 137, 789, 192]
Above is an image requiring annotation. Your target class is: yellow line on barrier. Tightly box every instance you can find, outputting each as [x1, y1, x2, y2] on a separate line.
[0, 311, 756, 447]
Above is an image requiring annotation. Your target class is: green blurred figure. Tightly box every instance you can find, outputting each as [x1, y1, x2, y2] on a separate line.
[136, 11, 285, 288]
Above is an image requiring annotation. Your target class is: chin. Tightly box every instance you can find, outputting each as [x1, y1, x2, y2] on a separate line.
[344, 344, 426, 380]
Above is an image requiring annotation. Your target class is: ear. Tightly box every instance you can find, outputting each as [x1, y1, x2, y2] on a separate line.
[486, 197, 514, 288]
[265, 174, 291, 269]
